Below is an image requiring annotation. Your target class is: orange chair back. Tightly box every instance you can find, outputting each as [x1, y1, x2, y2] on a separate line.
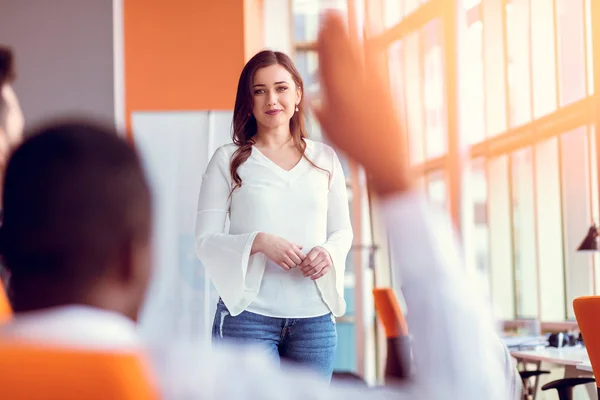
[573, 296, 600, 383]
[0, 342, 158, 399]
[0, 284, 11, 323]
[373, 287, 408, 338]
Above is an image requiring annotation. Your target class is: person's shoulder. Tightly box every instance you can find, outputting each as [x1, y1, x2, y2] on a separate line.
[305, 139, 337, 160]
[211, 143, 239, 163]
[215, 143, 238, 156]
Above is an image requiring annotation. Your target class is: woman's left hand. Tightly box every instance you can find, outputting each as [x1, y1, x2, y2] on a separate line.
[300, 247, 333, 280]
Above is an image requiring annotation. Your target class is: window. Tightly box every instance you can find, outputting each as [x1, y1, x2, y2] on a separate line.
[400, 19, 446, 164]
[556, 0, 587, 106]
[482, 0, 508, 136]
[427, 170, 447, 211]
[292, 0, 347, 43]
[388, 40, 408, 137]
[423, 20, 446, 158]
[585, 0, 594, 95]
[383, 0, 403, 28]
[511, 147, 538, 318]
[294, 51, 319, 98]
[560, 127, 594, 318]
[464, 0, 481, 9]
[530, 0, 557, 118]
[506, 0, 532, 127]
[462, 20, 485, 145]
[404, 30, 425, 164]
[470, 159, 491, 277]
[488, 155, 515, 320]
[535, 137, 566, 321]
[371, 0, 600, 328]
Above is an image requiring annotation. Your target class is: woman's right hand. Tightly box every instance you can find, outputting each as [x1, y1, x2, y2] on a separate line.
[252, 232, 306, 270]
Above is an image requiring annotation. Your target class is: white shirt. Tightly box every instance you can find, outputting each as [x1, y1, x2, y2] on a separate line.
[0, 305, 141, 351]
[194, 139, 353, 317]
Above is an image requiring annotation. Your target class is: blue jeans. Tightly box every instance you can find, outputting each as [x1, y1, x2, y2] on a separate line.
[212, 299, 337, 380]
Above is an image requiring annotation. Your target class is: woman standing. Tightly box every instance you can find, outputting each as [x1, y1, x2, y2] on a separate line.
[194, 50, 353, 380]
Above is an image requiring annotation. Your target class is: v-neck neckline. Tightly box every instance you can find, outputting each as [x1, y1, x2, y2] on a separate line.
[251, 145, 305, 174]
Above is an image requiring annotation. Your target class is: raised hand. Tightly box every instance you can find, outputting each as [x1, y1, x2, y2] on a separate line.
[312, 11, 412, 196]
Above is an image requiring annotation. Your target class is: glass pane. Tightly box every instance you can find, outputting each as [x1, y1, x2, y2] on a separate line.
[556, 0, 586, 106]
[388, 40, 408, 139]
[530, 0, 557, 118]
[294, 51, 319, 97]
[423, 20, 447, 158]
[292, 0, 347, 43]
[427, 170, 447, 210]
[506, 0, 532, 127]
[404, 31, 425, 164]
[295, 51, 322, 141]
[384, 0, 403, 28]
[488, 155, 515, 320]
[471, 159, 490, 278]
[483, 0, 508, 136]
[464, 0, 482, 9]
[535, 138, 566, 321]
[585, 0, 594, 95]
[511, 147, 538, 318]
[462, 21, 485, 145]
[404, 0, 421, 15]
[560, 127, 594, 318]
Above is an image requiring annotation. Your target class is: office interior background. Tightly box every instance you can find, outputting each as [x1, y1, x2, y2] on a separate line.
[2, 0, 600, 388]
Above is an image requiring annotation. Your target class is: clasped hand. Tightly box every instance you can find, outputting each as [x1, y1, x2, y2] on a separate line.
[253, 233, 332, 279]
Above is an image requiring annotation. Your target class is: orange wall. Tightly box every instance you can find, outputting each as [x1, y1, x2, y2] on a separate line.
[124, 0, 264, 129]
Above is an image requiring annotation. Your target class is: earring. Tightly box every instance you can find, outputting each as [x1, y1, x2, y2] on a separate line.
[295, 106, 299, 112]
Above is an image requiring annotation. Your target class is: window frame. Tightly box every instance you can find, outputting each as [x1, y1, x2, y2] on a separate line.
[365, 0, 600, 330]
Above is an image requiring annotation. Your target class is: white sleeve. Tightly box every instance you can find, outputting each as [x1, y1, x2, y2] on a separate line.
[379, 191, 508, 400]
[317, 150, 353, 306]
[194, 147, 266, 316]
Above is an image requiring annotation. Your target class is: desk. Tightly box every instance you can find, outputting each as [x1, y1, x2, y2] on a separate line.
[578, 361, 593, 373]
[511, 346, 590, 368]
[512, 346, 595, 399]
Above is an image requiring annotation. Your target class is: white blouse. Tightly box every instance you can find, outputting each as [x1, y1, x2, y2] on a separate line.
[194, 139, 353, 317]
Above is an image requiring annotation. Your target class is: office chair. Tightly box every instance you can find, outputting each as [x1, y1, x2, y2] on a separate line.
[0, 341, 158, 399]
[373, 287, 411, 382]
[538, 296, 599, 400]
[519, 369, 549, 400]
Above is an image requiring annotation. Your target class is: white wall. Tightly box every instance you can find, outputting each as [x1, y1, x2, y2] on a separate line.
[263, 0, 292, 54]
[132, 110, 233, 343]
[0, 0, 115, 128]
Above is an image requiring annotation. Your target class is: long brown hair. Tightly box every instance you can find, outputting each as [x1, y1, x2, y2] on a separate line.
[229, 50, 329, 193]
